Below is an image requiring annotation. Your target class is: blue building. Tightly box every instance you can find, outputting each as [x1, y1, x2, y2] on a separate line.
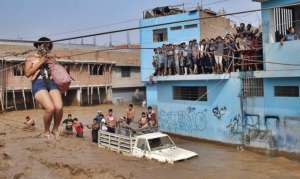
[140, 2, 300, 153]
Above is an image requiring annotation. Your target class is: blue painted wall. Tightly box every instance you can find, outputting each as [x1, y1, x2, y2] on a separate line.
[244, 77, 300, 151]
[157, 76, 300, 152]
[146, 85, 157, 107]
[157, 78, 242, 144]
[264, 41, 300, 70]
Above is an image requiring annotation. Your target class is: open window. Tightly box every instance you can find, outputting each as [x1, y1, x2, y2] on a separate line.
[153, 28, 168, 42]
[272, 5, 300, 42]
[121, 67, 131, 77]
[136, 139, 149, 151]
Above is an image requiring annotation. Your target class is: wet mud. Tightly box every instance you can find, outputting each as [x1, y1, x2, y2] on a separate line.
[0, 104, 300, 179]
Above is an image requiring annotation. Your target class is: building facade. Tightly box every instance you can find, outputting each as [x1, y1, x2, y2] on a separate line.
[0, 43, 145, 111]
[140, 2, 300, 153]
[140, 5, 235, 105]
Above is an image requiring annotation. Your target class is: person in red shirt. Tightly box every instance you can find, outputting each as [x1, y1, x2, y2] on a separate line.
[73, 118, 83, 138]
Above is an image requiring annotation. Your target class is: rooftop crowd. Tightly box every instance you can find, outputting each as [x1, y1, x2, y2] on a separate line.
[152, 23, 264, 76]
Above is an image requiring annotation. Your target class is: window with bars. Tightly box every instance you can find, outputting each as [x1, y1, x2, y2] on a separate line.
[242, 78, 264, 97]
[173, 86, 207, 101]
[273, 6, 300, 42]
[274, 86, 299, 97]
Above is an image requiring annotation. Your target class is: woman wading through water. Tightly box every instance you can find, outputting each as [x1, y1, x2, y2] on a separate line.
[25, 37, 63, 140]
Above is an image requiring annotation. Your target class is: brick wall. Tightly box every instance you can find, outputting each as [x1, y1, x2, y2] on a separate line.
[200, 11, 235, 40]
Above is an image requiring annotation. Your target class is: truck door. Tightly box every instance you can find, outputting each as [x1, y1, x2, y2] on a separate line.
[133, 138, 148, 158]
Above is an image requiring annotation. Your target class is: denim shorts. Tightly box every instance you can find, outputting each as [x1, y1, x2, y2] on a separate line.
[32, 79, 59, 96]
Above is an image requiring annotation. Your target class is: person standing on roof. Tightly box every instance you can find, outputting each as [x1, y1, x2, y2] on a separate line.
[24, 37, 63, 141]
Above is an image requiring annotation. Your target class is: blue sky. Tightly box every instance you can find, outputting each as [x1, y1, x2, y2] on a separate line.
[0, 0, 261, 45]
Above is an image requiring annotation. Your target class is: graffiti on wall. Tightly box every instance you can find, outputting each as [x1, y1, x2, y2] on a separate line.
[226, 114, 243, 135]
[159, 106, 208, 133]
[212, 106, 227, 120]
[226, 113, 300, 150]
[226, 113, 276, 147]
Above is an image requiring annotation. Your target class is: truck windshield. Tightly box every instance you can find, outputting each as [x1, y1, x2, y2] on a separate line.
[148, 136, 175, 151]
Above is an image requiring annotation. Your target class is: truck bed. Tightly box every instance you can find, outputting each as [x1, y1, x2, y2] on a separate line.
[98, 130, 136, 153]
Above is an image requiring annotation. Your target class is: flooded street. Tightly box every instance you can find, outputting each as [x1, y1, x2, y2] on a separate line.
[1, 105, 300, 179]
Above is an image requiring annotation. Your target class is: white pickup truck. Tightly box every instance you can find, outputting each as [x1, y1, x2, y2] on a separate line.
[98, 130, 198, 164]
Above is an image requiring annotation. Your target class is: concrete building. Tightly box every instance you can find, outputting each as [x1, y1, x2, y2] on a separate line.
[0, 43, 144, 111]
[140, 2, 300, 154]
[140, 5, 235, 105]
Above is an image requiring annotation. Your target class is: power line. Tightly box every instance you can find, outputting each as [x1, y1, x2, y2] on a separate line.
[1, 2, 300, 44]
[22, 18, 140, 40]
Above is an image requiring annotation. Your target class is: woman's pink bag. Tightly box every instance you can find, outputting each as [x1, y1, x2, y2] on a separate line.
[48, 63, 72, 93]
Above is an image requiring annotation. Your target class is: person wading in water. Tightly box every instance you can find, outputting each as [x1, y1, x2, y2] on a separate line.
[24, 37, 63, 140]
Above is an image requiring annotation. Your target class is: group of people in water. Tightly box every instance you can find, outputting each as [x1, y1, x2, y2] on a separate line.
[59, 104, 157, 143]
[24, 104, 157, 143]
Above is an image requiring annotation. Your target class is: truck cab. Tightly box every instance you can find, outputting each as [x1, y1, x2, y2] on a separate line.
[132, 132, 198, 164]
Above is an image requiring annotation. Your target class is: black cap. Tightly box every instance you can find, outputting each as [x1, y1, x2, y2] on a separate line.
[33, 37, 53, 50]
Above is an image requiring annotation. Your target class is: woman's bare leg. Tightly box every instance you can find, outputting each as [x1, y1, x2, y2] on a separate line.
[35, 90, 55, 135]
[49, 89, 63, 134]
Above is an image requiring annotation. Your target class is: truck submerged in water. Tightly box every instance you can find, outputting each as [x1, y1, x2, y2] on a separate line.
[98, 129, 198, 164]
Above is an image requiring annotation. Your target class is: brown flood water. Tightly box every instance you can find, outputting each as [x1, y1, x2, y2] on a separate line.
[1, 104, 300, 179]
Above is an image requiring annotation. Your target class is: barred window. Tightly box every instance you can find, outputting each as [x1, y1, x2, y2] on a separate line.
[243, 78, 264, 97]
[274, 86, 299, 97]
[173, 86, 207, 101]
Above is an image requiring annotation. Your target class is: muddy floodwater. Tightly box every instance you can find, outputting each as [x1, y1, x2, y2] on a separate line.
[1, 104, 300, 179]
